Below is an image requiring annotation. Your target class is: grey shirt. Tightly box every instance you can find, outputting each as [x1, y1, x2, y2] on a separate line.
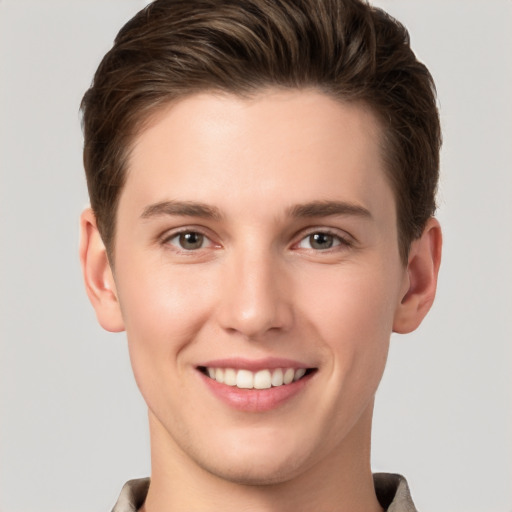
[111, 473, 418, 511]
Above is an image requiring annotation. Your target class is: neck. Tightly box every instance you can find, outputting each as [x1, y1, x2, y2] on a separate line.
[141, 403, 383, 512]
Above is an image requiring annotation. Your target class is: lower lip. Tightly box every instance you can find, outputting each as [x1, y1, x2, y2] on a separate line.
[199, 371, 314, 412]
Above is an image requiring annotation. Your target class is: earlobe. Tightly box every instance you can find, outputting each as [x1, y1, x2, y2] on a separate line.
[393, 218, 442, 334]
[79, 208, 125, 333]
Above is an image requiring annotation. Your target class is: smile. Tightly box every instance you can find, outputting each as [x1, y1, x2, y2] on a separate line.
[200, 367, 311, 389]
[197, 361, 317, 412]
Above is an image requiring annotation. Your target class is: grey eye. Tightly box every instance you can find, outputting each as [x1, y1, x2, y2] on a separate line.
[163, 231, 206, 251]
[309, 233, 334, 250]
[297, 232, 344, 251]
[178, 232, 205, 250]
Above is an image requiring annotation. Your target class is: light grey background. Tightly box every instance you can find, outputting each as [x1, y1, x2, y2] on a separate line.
[1, 1, 510, 511]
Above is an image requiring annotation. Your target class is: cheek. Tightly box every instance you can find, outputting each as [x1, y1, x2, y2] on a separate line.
[300, 264, 399, 384]
[121, 276, 197, 341]
[116, 252, 215, 333]
[114, 259, 216, 386]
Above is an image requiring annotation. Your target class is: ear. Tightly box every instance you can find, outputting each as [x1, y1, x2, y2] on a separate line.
[79, 208, 125, 332]
[393, 217, 442, 334]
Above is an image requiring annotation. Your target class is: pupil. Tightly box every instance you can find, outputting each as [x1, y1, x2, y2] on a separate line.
[180, 232, 203, 249]
[311, 233, 333, 249]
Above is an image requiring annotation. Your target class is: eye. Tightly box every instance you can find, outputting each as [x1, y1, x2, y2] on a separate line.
[297, 232, 345, 251]
[165, 231, 211, 251]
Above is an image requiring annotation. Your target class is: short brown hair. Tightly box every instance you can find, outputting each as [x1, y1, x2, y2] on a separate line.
[81, 0, 441, 262]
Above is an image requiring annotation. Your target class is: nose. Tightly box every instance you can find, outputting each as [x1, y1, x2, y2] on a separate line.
[216, 247, 293, 340]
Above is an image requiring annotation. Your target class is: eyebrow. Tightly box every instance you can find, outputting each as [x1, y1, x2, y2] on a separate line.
[140, 200, 222, 220]
[286, 200, 372, 220]
[140, 199, 371, 222]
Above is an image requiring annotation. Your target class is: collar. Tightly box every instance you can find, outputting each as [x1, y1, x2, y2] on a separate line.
[111, 473, 417, 512]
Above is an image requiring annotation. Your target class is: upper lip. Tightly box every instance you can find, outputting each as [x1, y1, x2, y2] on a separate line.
[197, 357, 314, 371]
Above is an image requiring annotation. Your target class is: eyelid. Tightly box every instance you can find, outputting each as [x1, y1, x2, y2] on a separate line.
[160, 226, 220, 250]
[292, 227, 355, 250]
[157, 224, 355, 251]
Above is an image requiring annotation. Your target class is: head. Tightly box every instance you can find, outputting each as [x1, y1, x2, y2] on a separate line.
[81, 0, 440, 265]
[79, 0, 442, 500]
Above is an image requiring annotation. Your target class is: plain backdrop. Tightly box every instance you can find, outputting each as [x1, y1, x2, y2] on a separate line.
[1, 1, 511, 511]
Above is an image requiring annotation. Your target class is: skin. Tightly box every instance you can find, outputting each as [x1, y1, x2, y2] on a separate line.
[80, 89, 441, 512]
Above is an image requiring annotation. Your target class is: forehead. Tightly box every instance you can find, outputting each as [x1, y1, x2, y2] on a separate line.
[122, 89, 393, 221]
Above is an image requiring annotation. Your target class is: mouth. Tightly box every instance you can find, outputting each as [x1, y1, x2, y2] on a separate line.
[198, 366, 316, 390]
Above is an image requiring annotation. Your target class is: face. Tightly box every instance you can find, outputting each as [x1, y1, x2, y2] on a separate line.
[109, 90, 409, 484]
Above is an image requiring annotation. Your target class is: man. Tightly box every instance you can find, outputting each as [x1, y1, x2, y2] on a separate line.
[79, 0, 442, 510]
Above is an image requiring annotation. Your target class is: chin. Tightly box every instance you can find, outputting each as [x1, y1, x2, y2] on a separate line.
[198, 452, 309, 486]
[191, 424, 320, 485]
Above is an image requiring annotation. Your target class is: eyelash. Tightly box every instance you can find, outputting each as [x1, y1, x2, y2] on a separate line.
[160, 227, 353, 253]
[162, 228, 216, 252]
[295, 229, 353, 252]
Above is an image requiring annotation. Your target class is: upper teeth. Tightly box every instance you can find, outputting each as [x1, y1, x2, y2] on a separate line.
[206, 367, 307, 389]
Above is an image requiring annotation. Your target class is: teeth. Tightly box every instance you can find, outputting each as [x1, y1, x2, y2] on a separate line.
[215, 368, 224, 384]
[283, 368, 295, 385]
[254, 370, 272, 389]
[205, 367, 309, 389]
[271, 368, 283, 386]
[293, 368, 306, 381]
[224, 368, 237, 386]
[236, 369, 253, 389]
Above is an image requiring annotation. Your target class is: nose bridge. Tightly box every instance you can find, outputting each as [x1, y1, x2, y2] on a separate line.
[217, 240, 292, 338]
